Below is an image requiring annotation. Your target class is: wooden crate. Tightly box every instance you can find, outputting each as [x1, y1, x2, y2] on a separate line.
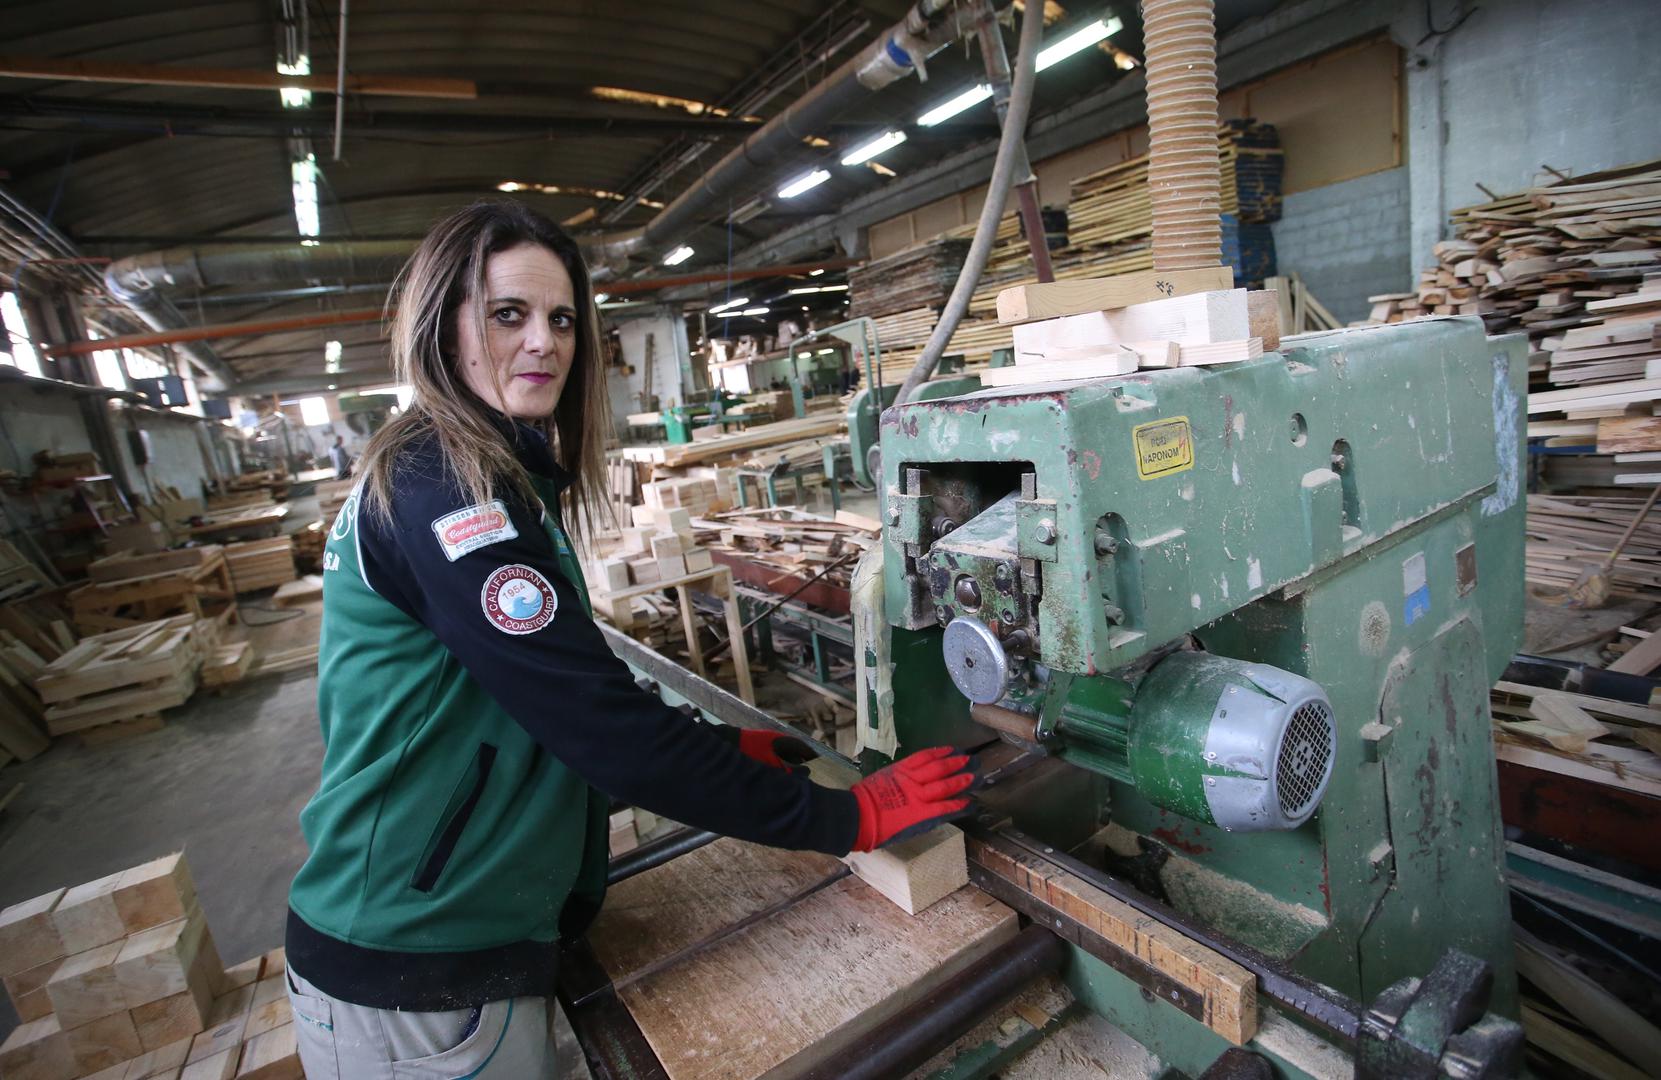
[36, 617, 214, 738]
[70, 550, 234, 635]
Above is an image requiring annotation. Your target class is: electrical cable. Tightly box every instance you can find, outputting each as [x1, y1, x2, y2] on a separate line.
[894, 3, 1042, 403]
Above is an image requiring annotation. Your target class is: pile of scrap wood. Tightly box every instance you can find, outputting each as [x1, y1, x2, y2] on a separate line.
[1525, 494, 1661, 601]
[700, 507, 880, 594]
[619, 415, 845, 469]
[32, 615, 219, 743]
[223, 538, 297, 594]
[290, 521, 326, 571]
[848, 238, 971, 319]
[641, 475, 727, 518]
[72, 547, 234, 634]
[0, 853, 304, 1080]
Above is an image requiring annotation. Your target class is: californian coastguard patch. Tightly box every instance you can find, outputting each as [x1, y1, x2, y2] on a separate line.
[481, 564, 557, 634]
[432, 500, 518, 561]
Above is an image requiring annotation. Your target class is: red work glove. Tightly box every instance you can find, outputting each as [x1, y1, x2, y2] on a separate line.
[850, 746, 977, 852]
[712, 725, 819, 773]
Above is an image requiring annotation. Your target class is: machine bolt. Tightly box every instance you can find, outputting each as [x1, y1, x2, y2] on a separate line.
[936, 606, 954, 625]
[994, 563, 1010, 582]
[955, 576, 982, 610]
[1094, 529, 1119, 556]
[1205, 751, 1217, 761]
[1206, 777, 1217, 787]
[1035, 520, 1058, 545]
[886, 505, 901, 525]
[1103, 604, 1125, 624]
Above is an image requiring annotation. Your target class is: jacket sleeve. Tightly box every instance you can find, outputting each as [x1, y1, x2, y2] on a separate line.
[358, 465, 860, 857]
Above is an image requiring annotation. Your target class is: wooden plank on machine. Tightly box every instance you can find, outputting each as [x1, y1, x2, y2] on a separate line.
[1012, 289, 1249, 355]
[966, 832, 1258, 1044]
[586, 837, 1017, 1080]
[996, 266, 1235, 324]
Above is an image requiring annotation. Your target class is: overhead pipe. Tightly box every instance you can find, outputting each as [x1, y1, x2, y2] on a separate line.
[895, 2, 1042, 404]
[44, 307, 384, 356]
[600, 0, 1009, 273]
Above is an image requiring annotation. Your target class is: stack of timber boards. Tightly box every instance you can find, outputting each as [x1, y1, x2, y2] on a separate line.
[584, 837, 1016, 1080]
[0, 853, 303, 1080]
[702, 508, 879, 593]
[847, 237, 970, 318]
[222, 539, 296, 594]
[596, 506, 717, 594]
[980, 267, 1268, 388]
[1491, 681, 1661, 801]
[35, 616, 214, 740]
[1525, 494, 1661, 601]
[619, 415, 845, 468]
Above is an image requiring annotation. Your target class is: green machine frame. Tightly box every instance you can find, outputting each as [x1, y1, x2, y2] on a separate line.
[862, 316, 1528, 1076]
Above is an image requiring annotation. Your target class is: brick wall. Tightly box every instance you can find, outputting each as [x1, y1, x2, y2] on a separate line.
[1270, 167, 1410, 325]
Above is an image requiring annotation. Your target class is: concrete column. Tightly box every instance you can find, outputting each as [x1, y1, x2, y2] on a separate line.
[1392, 2, 1450, 275]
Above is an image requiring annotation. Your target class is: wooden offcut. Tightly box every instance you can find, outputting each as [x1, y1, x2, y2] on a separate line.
[587, 837, 1017, 1080]
[996, 266, 1235, 324]
[844, 825, 967, 916]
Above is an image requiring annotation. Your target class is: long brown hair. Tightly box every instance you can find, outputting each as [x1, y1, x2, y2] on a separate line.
[358, 200, 610, 541]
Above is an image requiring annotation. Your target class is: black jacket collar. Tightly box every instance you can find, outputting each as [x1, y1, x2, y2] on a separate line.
[488, 410, 571, 493]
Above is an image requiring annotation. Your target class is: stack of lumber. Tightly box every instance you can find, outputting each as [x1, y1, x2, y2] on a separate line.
[977, 267, 1273, 388]
[72, 547, 233, 634]
[619, 415, 845, 468]
[200, 642, 254, 689]
[203, 491, 272, 513]
[1525, 494, 1661, 601]
[313, 478, 353, 526]
[1491, 681, 1661, 800]
[224, 469, 289, 502]
[865, 121, 1283, 383]
[31, 452, 102, 486]
[0, 853, 303, 1080]
[35, 615, 216, 742]
[289, 521, 325, 572]
[702, 508, 880, 594]
[642, 475, 725, 518]
[223, 538, 296, 594]
[596, 506, 717, 592]
[848, 238, 972, 319]
[0, 580, 77, 665]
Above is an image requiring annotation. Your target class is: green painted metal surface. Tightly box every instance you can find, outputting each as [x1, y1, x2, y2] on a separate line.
[845, 375, 983, 489]
[863, 317, 1528, 1065]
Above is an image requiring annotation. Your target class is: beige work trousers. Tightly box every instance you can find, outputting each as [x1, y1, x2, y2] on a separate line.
[285, 967, 556, 1079]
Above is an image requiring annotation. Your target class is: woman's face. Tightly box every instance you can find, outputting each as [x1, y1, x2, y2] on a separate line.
[455, 243, 578, 419]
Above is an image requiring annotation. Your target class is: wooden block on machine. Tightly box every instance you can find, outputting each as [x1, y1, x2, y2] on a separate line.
[979, 353, 1140, 388]
[235, 1022, 301, 1079]
[114, 908, 209, 1009]
[45, 939, 127, 1027]
[65, 1008, 144, 1074]
[1247, 289, 1282, 350]
[0, 1014, 76, 1080]
[0, 886, 66, 976]
[53, 869, 129, 954]
[996, 266, 1236, 323]
[3, 955, 62, 1021]
[967, 833, 1257, 1044]
[586, 837, 1017, 1080]
[1012, 289, 1250, 356]
[844, 825, 967, 916]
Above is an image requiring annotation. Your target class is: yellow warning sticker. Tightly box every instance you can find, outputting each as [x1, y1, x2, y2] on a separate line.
[1133, 417, 1194, 480]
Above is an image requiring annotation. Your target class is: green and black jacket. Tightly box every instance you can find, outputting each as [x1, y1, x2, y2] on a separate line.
[287, 418, 858, 1010]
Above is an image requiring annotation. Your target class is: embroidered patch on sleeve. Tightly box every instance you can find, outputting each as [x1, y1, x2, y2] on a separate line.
[432, 501, 519, 561]
[481, 564, 558, 634]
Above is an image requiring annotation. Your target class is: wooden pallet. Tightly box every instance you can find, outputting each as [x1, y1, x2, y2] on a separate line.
[70, 550, 234, 634]
[36, 616, 214, 737]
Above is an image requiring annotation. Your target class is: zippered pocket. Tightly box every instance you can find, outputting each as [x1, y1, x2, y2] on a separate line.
[411, 743, 497, 893]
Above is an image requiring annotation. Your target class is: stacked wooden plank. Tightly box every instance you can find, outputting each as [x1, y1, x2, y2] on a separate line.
[35, 616, 216, 741]
[642, 475, 725, 518]
[619, 415, 845, 468]
[596, 506, 716, 593]
[0, 854, 302, 1080]
[200, 643, 254, 689]
[32, 452, 102, 486]
[1491, 681, 1661, 801]
[71, 548, 234, 635]
[186, 506, 288, 543]
[223, 539, 297, 594]
[848, 238, 971, 319]
[1525, 494, 1661, 601]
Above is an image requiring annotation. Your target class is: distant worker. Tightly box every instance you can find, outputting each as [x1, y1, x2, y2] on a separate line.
[327, 435, 350, 479]
[285, 200, 978, 1076]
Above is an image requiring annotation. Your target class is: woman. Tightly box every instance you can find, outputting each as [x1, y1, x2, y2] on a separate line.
[284, 200, 977, 1078]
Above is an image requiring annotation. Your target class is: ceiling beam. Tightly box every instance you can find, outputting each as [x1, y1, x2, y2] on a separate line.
[43, 308, 385, 356]
[0, 55, 476, 100]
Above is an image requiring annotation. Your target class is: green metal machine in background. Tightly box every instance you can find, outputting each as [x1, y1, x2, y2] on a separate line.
[861, 316, 1528, 1077]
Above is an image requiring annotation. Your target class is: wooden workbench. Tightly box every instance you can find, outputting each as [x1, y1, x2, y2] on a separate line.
[584, 838, 1017, 1080]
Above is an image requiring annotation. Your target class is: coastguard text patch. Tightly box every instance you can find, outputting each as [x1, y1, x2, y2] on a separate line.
[481, 564, 557, 635]
[432, 500, 518, 561]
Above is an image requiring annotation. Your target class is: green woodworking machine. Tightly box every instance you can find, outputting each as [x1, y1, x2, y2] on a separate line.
[851, 314, 1529, 1077]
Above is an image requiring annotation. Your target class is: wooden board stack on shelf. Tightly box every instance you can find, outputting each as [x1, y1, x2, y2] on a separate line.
[0, 854, 303, 1080]
[186, 505, 289, 543]
[222, 539, 297, 594]
[34, 615, 218, 742]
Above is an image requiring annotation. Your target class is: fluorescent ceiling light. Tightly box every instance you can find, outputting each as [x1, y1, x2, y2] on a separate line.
[841, 130, 907, 166]
[710, 296, 750, 314]
[1036, 16, 1124, 71]
[917, 84, 991, 126]
[594, 292, 610, 304]
[738, 307, 770, 316]
[291, 154, 320, 244]
[809, 268, 824, 277]
[324, 340, 342, 374]
[787, 284, 850, 295]
[277, 57, 311, 108]
[777, 169, 831, 199]
[662, 245, 694, 266]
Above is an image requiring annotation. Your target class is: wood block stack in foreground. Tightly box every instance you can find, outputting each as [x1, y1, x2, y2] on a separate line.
[0, 853, 301, 1080]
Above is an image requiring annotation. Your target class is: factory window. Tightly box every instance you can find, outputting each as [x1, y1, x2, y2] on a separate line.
[294, 396, 331, 427]
[0, 291, 43, 377]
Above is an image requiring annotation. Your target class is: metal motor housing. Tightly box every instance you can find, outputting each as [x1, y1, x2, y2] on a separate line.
[1127, 651, 1336, 832]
